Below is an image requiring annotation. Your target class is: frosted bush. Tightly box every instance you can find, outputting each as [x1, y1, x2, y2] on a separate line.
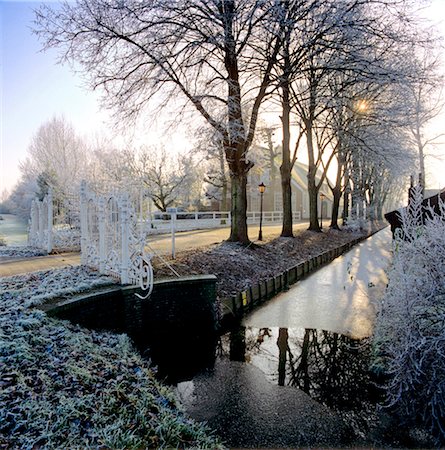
[373, 186, 445, 444]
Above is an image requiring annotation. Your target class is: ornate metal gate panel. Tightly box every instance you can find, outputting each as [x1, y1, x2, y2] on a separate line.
[80, 181, 153, 295]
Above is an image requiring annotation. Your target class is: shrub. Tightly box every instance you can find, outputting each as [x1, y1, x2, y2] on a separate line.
[373, 186, 445, 444]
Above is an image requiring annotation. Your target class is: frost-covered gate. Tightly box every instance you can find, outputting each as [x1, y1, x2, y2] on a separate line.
[80, 181, 153, 295]
[28, 188, 80, 252]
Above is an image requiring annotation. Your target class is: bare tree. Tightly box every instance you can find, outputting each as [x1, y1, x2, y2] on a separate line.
[404, 50, 444, 190]
[5, 175, 39, 219]
[279, 0, 434, 231]
[21, 116, 88, 196]
[194, 126, 230, 211]
[131, 147, 194, 212]
[35, 0, 285, 244]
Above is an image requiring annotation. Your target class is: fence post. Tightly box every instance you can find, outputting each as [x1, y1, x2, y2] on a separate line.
[46, 188, 53, 253]
[80, 181, 88, 265]
[167, 207, 177, 259]
[120, 194, 130, 284]
[98, 196, 106, 273]
[37, 201, 44, 249]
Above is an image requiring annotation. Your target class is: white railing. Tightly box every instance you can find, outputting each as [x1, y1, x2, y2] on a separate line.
[247, 210, 302, 224]
[145, 210, 302, 233]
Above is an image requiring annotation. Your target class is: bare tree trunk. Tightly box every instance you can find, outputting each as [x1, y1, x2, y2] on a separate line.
[281, 167, 293, 236]
[280, 77, 293, 236]
[308, 180, 320, 231]
[416, 129, 426, 191]
[306, 125, 321, 231]
[280, 19, 293, 238]
[221, 181, 228, 212]
[343, 175, 350, 225]
[229, 172, 249, 244]
[330, 153, 344, 229]
[376, 192, 387, 220]
[219, 146, 228, 211]
[330, 187, 342, 230]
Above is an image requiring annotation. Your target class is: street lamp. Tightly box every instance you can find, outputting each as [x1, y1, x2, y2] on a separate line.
[319, 192, 326, 229]
[258, 182, 266, 241]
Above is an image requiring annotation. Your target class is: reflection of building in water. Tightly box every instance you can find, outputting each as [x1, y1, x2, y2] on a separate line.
[221, 325, 378, 410]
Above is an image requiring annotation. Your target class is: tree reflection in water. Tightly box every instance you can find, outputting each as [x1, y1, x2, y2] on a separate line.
[221, 325, 378, 410]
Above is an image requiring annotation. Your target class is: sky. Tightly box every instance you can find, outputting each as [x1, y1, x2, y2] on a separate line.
[1, 0, 445, 197]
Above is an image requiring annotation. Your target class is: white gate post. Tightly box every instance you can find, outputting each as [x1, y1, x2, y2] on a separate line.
[172, 210, 176, 259]
[29, 200, 38, 246]
[120, 194, 130, 284]
[80, 181, 88, 265]
[98, 196, 106, 273]
[47, 188, 53, 253]
[38, 201, 44, 248]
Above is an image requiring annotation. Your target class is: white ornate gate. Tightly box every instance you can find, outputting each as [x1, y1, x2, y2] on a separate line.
[80, 181, 153, 296]
[29, 188, 80, 252]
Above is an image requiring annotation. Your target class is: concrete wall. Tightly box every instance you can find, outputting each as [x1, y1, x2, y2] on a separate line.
[42, 275, 218, 348]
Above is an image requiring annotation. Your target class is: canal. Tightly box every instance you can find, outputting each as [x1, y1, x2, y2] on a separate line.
[140, 228, 397, 447]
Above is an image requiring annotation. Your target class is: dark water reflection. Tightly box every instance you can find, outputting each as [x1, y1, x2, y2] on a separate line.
[141, 323, 380, 411]
[220, 326, 380, 410]
[138, 328, 217, 384]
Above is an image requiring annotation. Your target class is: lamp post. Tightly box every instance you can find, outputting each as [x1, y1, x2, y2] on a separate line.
[258, 182, 266, 241]
[319, 192, 326, 229]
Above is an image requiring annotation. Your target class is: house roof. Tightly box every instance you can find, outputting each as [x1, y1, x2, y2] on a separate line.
[384, 188, 445, 234]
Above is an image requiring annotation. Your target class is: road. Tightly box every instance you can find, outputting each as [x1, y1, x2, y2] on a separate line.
[0, 221, 309, 278]
[147, 221, 310, 255]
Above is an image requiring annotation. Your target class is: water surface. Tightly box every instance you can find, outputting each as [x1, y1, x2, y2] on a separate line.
[244, 228, 392, 338]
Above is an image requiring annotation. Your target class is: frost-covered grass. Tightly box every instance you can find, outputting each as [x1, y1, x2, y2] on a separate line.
[0, 266, 117, 308]
[0, 245, 47, 258]
[373, 187, 445, 445]
[0, 267, 223, 449]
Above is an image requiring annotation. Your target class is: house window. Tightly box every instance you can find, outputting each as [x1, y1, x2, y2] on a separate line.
[251, 196, 260, 211]
[274, 192, 282, 211]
